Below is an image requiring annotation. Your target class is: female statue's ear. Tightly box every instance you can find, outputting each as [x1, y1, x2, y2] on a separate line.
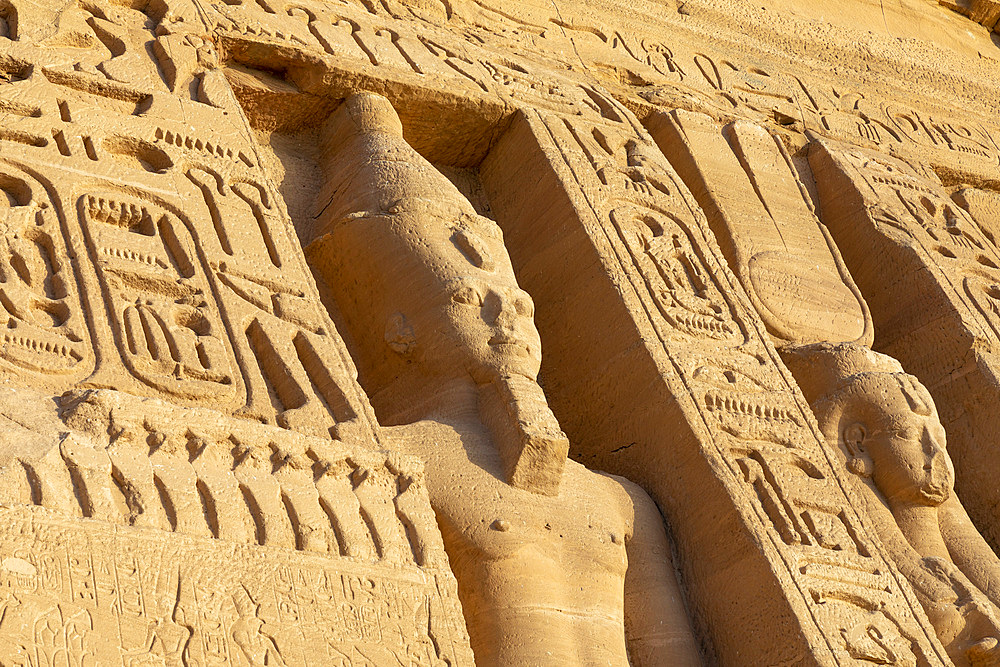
[844, 422, 874, 478]
[385, 312, 416, 355]
[844, 423, 866, 451]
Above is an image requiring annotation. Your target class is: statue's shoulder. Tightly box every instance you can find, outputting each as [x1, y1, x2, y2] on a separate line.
[382, 418, 465, 451]
[562, 460, 647, 520]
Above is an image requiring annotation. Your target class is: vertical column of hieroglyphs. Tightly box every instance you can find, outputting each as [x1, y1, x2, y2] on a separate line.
[0, 0, 376, 444]
[480, 97, 949, 664]
[648, 109, 1000, 666]
[808, 140, 1000, 551]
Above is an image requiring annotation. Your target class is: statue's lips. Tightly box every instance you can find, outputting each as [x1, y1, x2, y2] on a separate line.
[488, 335, 530, 355]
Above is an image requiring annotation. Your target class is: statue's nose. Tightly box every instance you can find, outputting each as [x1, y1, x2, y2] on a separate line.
[488, 290, 527, 327]
[496, 302, 522, 336]
[922, 425, 946, 457]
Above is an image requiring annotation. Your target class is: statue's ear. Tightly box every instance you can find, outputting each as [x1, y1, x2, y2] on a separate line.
[844, 422, 874, 478]
[384, 312, 416, 355]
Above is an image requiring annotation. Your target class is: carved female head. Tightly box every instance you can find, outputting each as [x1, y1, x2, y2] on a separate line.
[786, 342, 954, 507]
[824, 371, 954, 506]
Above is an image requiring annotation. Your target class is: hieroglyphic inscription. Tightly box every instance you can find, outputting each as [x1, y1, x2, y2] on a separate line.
[0, 388, 437, 566]
[80, 191, 238, 403]
[559, 111, 939, 664]
[481, 97, 950, 664]
[808, 140, 1000, 376]
[0, 0, 377, 444]
[0, 385, 473, 663]
[0, 162, 91, 384]
[821, 145, 1000, 343]
[192, 0, 1000, 179]
[203, 0, 601, 118]
[0, 505, 472, 666]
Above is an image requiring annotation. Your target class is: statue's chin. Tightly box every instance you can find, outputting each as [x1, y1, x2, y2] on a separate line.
[918, 482, 951, 506]
[917, 456, 954, 506]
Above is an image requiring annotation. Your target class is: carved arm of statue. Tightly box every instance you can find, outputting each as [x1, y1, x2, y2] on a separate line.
[941, 495, 1000, 610]
[622, 477, 703, 663]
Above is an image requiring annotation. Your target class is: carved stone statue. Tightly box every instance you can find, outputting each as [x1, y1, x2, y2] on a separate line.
[786, 343, 1000, 667]
[305, 92, 702, 665]
[648, 107, 1000, 665]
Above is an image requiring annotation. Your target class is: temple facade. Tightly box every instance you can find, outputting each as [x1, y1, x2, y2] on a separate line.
[0, 0, 997, 664]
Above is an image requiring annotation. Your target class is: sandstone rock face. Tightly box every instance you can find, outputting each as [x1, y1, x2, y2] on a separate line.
[940, 0, 1000, 30]
[0, 0, 998, 664]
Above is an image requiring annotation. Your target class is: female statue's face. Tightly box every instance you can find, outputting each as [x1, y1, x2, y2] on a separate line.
[863, 383, 954, 506]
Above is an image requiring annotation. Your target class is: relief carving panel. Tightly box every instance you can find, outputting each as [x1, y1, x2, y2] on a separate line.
[0, 0, 376, 444]
[480, 96, 950, 665]
[0, 507, 467, 665]
[0, 0, 996, 662]
[0, 385, 473, 665]
[809, 139, 1000, 555]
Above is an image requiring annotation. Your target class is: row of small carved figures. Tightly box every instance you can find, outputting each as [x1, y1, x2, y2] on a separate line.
[0, 418, 445, 571]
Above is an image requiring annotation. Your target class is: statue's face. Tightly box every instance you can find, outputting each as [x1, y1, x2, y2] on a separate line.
[437, 274, 542, 382]
[385, 200, 543, 383]
[863, 382, 954, 506]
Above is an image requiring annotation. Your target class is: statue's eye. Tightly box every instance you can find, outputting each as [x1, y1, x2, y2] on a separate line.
[452, 286, 483, 307]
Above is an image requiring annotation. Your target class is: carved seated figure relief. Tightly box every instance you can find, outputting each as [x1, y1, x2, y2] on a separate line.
[786, 343, 1000, 667]
[305, 92, 702, 666]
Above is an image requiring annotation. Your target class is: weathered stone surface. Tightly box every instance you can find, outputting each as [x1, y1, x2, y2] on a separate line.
[940, 0, 1000, 30]
[648, 109, 872, 348]
[306, 92, 701, 666]
[1, 0, 1000, 663]
[808, 141, 1000, 562]
[480, 99, 949, 666]
[0, 385, 473, 664]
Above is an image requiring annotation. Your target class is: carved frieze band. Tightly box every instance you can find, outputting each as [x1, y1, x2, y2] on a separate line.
[195, 0, 1000, 179]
